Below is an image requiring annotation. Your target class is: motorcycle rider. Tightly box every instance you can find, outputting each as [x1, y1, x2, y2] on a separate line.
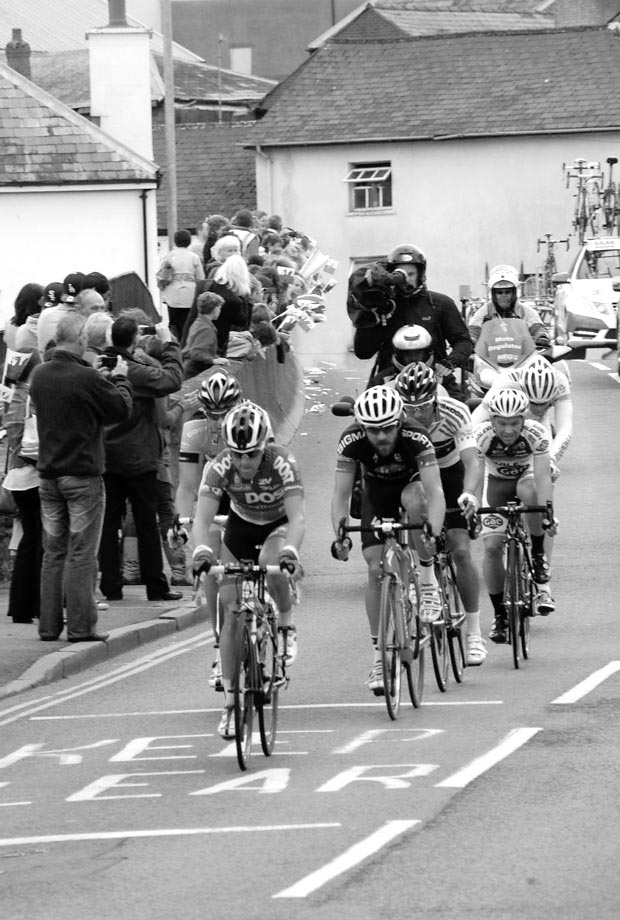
[468, 264, 551, 352]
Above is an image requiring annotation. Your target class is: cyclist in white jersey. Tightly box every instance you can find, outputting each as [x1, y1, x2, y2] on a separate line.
[394, 363, 487, 666]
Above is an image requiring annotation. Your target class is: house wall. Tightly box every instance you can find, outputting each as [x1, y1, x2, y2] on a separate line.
[256, 132, 620, 361]
[0, 185, 160, 328]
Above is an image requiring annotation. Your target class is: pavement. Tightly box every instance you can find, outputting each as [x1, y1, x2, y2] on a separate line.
[0, 581, 206, 702]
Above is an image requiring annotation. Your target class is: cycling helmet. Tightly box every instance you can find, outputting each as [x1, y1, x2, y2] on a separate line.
[392, 324, 433, 370]
[223, 401, 270, 452]
[199, 370, 241, 415]
[386, 244, 426, 283]
[395, 362, 438, 404]
[487, 387, 529, 418]
[354, 386, 404, 428]
[521, 360, 557, 404]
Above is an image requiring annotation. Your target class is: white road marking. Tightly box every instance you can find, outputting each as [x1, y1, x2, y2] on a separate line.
[0, 802, 32, 807]
[334, 727, 443, 755]
[590, 362, 611, 370]
[607, 372, 620, 384]
[273, 819, 419, 898]
[0, 823, 341, 848]
[29, 701, 502, 720]
[551, 661, 620, 704]
[435, 727, 541, 788]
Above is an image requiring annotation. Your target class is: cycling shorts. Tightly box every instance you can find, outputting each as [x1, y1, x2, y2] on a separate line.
[440, 461, 466, 531]
[479, 472, 533, 538]
[360, 474, 419, 550]
[223, 510, 288, 563]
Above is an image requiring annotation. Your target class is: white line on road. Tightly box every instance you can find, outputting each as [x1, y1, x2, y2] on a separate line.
[550, 661, 620, 704]
[590, 362, 611, 370]
[0, 823, 341, 848]
[435, 727, 541, 788]
[273, 820, 419, 898]
[607, 372, 620, 384]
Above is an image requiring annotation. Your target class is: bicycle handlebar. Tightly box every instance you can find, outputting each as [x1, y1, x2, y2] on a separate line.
[477, 500, 554, 517]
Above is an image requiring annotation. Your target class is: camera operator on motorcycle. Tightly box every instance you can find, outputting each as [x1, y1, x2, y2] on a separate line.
[347, 244, 473, 401]
[468, 265, 551, 352]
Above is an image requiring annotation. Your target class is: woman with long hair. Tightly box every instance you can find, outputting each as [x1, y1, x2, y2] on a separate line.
[5, 283, 44, 350]
[183, 254, 254, 356]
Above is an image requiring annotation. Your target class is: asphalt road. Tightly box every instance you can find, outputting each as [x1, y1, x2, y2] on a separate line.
[0, 354, 619, 920]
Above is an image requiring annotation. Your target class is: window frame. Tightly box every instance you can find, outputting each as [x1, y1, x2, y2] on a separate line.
[344, 161, 393, 213]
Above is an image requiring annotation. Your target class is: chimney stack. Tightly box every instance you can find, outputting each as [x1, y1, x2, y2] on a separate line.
[109, 0, 129, 27]
[5, 28, 31, 80]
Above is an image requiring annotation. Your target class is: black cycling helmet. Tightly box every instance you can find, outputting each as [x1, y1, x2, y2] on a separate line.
[395, 362, 438, 404]
[199, 370, 241, 416]
[386, 244, 426, 283]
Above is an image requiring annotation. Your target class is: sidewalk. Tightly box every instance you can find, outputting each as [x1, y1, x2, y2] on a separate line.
[0, 582, 206, 702]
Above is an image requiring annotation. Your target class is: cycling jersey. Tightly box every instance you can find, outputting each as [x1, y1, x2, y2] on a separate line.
[404, 396, 474, 469]
[199, 443, 304, 525]
[336, 420, 436, 482]
[480, 364, 571, 421]
[475, 419, 550, 479]
[178, 414, 225, 467]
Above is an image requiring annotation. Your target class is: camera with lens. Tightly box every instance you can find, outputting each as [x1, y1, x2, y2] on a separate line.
[98, 355, 118, 370]
[138, 325, 157, 335]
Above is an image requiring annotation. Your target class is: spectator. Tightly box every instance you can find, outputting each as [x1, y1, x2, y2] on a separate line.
[266, 214, 284, 232]
[158, 229, 205, 341]
[83, 311, 114, 365]
[37, 272, 85, 352]
[98, 314, 183, 603]
[182, 291, 227, 379]
[228, 208, 260, 260]
[200, 215, 230, 267]
[3, 347, 43, 623]
[5, 283, 44, 351]
[205, 234, 242, 276]
[82, 271, 111, 307]
[261, 230, 284, 262]
[208, 255, 254, 355]
[30, 313, 133, 642]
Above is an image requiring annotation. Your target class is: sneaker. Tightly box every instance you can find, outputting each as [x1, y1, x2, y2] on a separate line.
[278, 626, 298, 666]
[419, 584, 442, 624]
[536, 586, 555, 616]
[208, 652, 223, 691]
[532, 553, 550, 584]
[217, 708, 235, 740]
[466, 634, 488, 666]
[489, 615, 507, 644]
[366, 659, 384, 696]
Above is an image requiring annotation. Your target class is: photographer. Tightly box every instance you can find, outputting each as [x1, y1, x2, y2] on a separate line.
[347, 244, 473, 400]
[98, 315, 184, 603]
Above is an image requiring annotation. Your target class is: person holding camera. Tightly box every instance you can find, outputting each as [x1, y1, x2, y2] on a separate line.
[98, 315, 184, 603]
[347, 244, 473, 400]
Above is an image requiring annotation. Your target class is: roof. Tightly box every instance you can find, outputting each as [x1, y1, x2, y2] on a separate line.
[256, 25, 620, 147]
[0, 60, 159, 187]
[0, 48, 274, 112]
[0, 0, 200, 62]
[309, 1, 554, 49]
[152, 123, 257, 231]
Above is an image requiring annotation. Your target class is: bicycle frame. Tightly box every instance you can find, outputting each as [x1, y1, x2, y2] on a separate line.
[563, 159, 603, 244]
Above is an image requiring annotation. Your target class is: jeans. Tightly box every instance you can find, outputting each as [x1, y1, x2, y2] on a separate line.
[8, 487, 43, 623]
[39, 475, 105, 640]
[99, 471, 169, 599]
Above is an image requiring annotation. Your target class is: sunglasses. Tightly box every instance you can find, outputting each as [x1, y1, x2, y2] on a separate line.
[230, 448, 263, 459]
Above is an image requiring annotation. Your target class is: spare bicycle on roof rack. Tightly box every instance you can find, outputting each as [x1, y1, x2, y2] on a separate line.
[562, 158, 604, 244]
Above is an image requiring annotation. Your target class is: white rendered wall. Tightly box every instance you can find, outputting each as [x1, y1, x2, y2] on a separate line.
[256, 131, 620, 361]
[0, 186, 159, 329]
[87, 26, 153, 161]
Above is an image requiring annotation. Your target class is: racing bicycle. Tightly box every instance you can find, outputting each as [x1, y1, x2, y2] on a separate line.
[430, 525, 468, 691]
[602, 156, 619, 234]
[338, 516, 428, 719]
[563, 159, 603, 244]
[475, 501, 554, 670]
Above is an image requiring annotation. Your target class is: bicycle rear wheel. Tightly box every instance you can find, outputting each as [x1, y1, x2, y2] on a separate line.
[442, 560, 466, 683]
[233, 622, 256, 771]
[505, 541, 522, 670]
[258, 609, 280, 755]
[379, 576, 402, 720]
[405, 572, 424, 707]
[520, 564, 533, 660]
[430, 570, 449, 692]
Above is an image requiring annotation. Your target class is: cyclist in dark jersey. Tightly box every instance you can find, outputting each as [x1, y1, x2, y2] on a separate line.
[191, 401, 305, 739]
[330, 385, 445, 695]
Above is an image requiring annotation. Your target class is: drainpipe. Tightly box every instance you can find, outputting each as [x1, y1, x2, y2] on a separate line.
[256, 145, 273, 215]
[140, 190, 149, 286]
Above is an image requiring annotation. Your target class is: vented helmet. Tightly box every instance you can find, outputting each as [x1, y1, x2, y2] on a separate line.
[391, 324, 433, 370]
[488, 387, 529, 418]
[354, 386, 404, 428]
[386, 244, 426, 283]
[395, 362, 438, 404]
[521, 360, 557, 404]
[199, 370, 241, 415]
[223, 401, 270, 452]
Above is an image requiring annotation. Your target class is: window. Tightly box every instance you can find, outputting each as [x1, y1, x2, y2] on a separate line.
[230, 46, 253, 75]
[344, 161, 392, 211]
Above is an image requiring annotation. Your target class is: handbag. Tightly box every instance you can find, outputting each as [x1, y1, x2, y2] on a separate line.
[156, 260, 174, 291]
[19, 397, 39, 463]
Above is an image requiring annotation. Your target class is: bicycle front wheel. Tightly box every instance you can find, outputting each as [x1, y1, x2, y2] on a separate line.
[258, 610, 280, 756]
[441, 560, 466, 683]
[430, 569, 449, 692]
[405, 573, 424, 707]
[505, 541, 522, 670]
[233, 622, 256, 771]
[520, 563, 533, 660]
[379, 576, 402, 720]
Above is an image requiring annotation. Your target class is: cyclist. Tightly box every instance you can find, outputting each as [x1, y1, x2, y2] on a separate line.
[468, 265, 551, 352]
[330, 385, 445, 694]
[395, 363, 487, 666]
[191, 401, 304, 739]
[174, 369, 242, 688]
[463, 388, 558, 643]
[347, 244, 472, 399]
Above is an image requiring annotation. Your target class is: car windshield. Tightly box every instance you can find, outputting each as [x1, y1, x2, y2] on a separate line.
[576, 249, 620, 279]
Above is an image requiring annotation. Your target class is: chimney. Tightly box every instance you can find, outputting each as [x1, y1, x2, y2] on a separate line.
[5, 28, 31, 80]
[87, 0, 153, 160]
[553, 0, 620, 27]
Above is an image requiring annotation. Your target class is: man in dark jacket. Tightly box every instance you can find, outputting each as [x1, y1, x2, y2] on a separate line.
[347, 244, 473, 399]
[30, 312, 132, 642]
[98, 315, 184, 602]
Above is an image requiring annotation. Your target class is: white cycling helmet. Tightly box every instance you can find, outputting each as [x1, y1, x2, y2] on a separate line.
[223, 401, 270, 452]
[521, 360, 557, 404]
[489, 264, 520, 290]
[488, 387, 529, 418]
[354, 386, 404, 428]
[392, 324, 433, 370]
